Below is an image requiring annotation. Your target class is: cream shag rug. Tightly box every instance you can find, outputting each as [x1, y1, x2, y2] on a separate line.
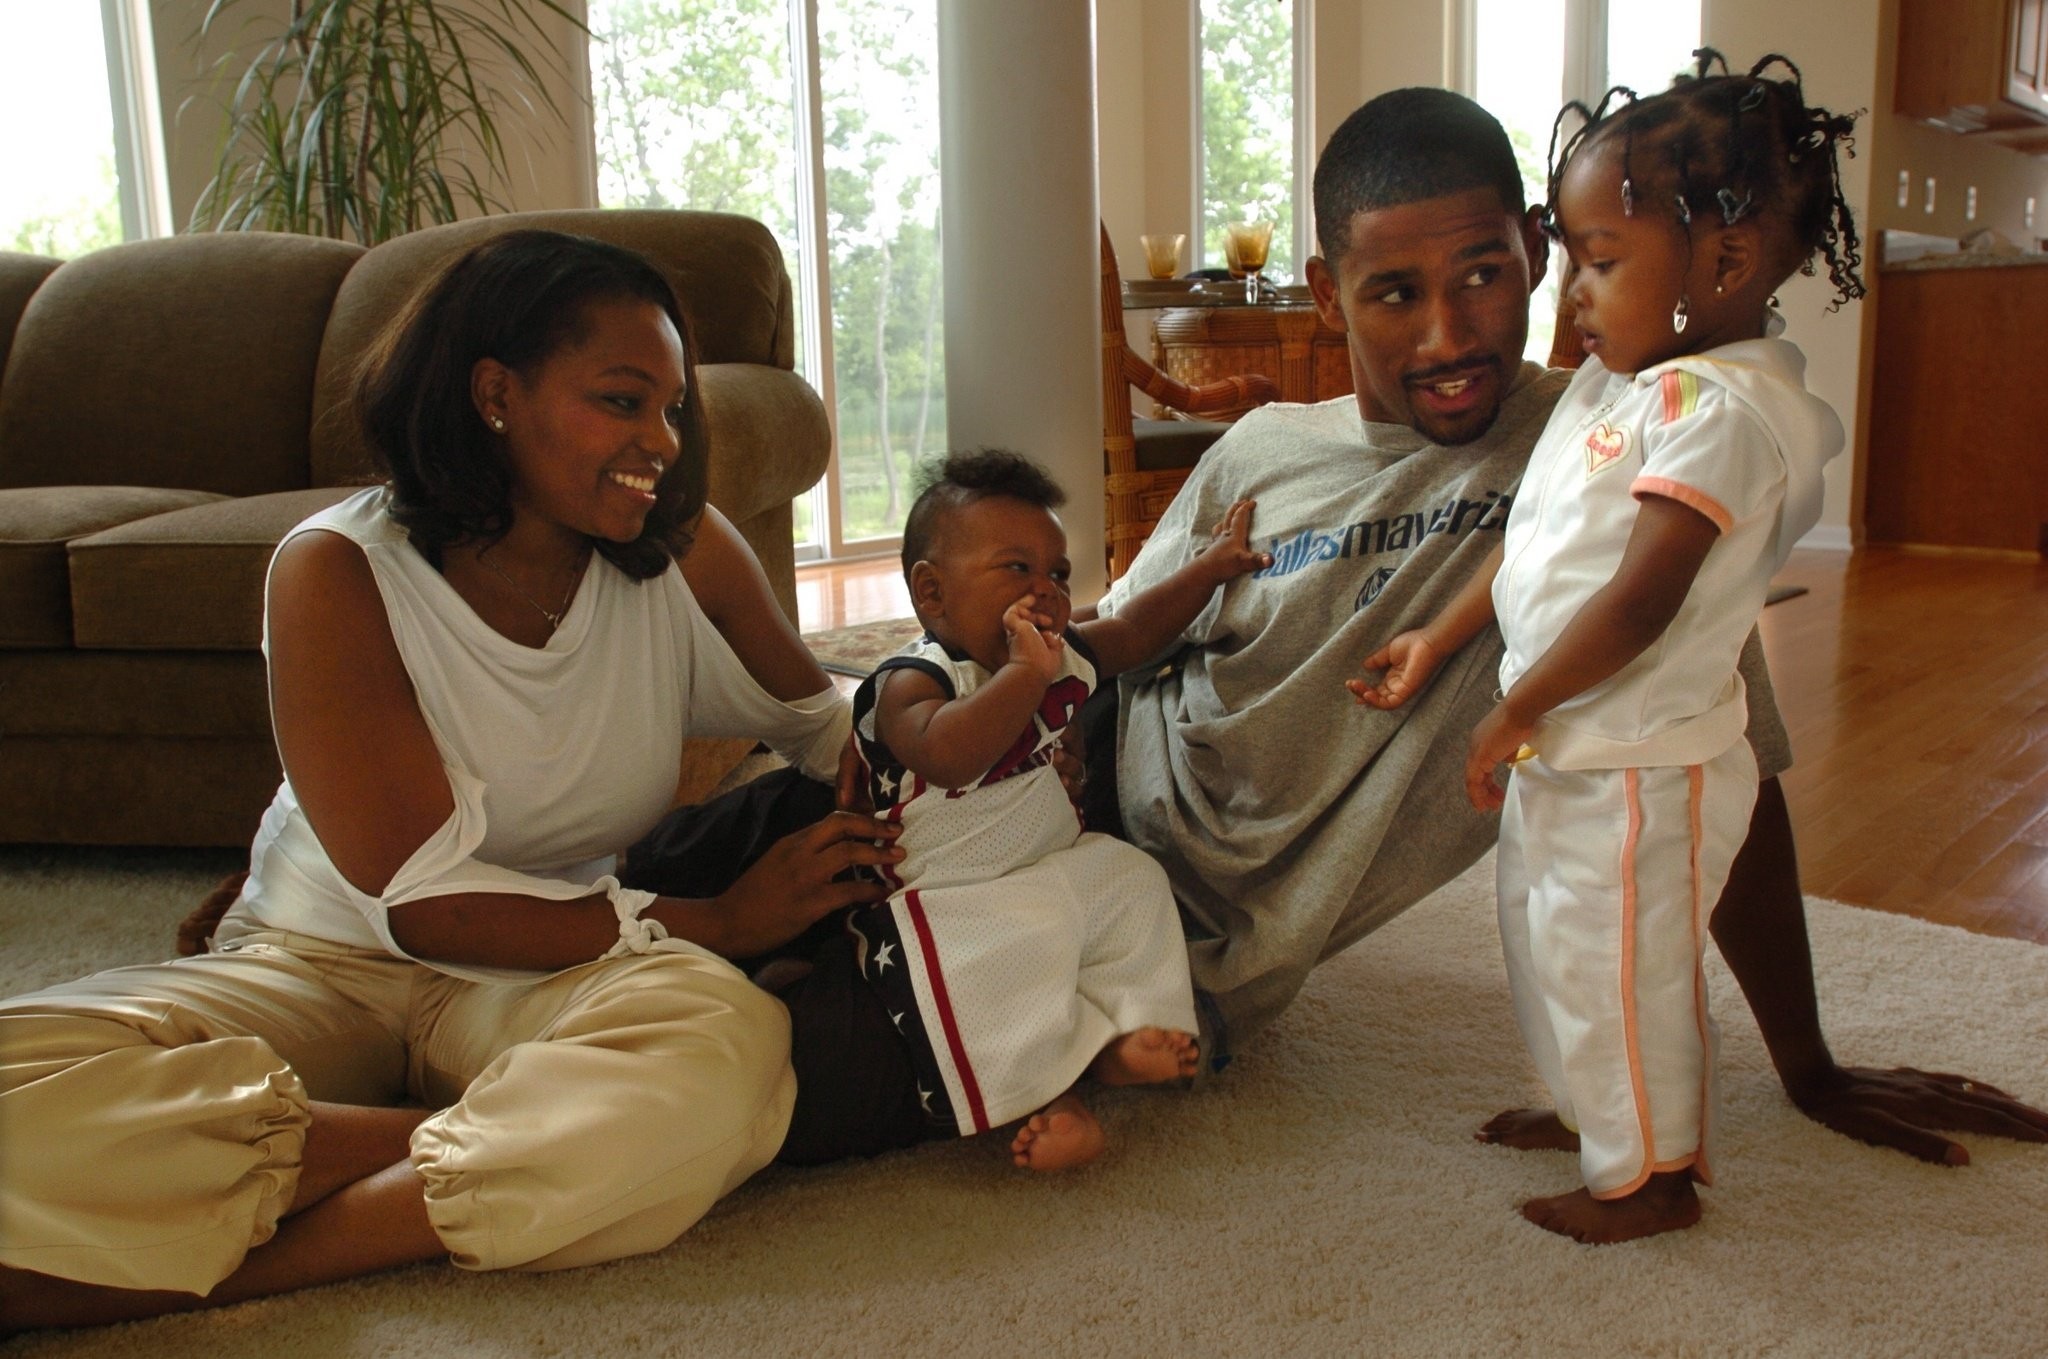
[2, 847, 2044, 1358]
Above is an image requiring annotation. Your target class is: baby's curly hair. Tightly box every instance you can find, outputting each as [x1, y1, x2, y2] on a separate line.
[900, 448, 1066, 581]
[1545, 49, 1867, 309]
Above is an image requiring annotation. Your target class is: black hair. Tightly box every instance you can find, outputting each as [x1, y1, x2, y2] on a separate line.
[1313, 87, 1526, 264]
[1545, 49, 1866, 309]
[354, 228, 711, 580]
[900, 448, 1066, 580]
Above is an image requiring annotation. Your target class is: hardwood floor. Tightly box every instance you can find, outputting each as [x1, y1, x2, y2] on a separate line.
[797, 545, 2048, 941]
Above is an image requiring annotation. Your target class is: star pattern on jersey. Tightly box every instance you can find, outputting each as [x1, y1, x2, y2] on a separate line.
[889, 1010, 904, 1032]
[872, 939, 897, 974]
[918, 1084, 933, 1113]
[874, 767, 903, 804]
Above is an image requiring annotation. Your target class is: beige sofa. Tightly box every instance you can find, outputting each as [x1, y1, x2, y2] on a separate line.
[0, 210, 830, 847]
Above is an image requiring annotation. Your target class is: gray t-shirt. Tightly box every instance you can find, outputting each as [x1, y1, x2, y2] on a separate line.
[1101, 363, 1790, 1058]
[1101, 364, 1569, 1052]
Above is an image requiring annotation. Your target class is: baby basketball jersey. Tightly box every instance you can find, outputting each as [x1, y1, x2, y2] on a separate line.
[850, 632, 1196, 1135]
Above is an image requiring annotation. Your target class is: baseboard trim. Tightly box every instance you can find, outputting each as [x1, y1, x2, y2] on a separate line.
[1795, 524, 1853, 552]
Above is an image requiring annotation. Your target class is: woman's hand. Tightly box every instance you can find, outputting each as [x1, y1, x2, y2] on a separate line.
[710, 811, 904, 958]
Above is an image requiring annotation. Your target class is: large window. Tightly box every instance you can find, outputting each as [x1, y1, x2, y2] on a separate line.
[1, 1, 168, 256]
[1197, 0, 1302, 282]
[1469, 0, 1701, 360]
[590, 0, 945, 558]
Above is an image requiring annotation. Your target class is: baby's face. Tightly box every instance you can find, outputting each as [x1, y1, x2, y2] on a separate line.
[919, 496, 1072, 672]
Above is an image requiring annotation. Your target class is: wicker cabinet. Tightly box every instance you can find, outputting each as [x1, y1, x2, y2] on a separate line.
[1148, 304, 1352, 420]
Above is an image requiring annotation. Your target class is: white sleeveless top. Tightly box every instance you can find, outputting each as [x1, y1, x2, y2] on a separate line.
[237, 487, 849, 978]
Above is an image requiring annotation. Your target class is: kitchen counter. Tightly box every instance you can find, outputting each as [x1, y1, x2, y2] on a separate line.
[1883, 249, 2048, 272]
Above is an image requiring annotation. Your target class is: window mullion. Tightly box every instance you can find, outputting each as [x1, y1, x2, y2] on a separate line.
[1561, 0, 1609, 108]
[788, 0, 841, 558]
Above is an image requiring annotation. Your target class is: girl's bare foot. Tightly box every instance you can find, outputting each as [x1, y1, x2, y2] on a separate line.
[1476, 1107, 1580, 1151]
[1009, 1093, 1106, 1172]
[1521, 1171, 1700, 1244]
[1090, 1028, 1199, 1086]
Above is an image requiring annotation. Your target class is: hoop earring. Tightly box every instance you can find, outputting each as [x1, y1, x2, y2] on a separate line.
[1672, 295, 1690, 334]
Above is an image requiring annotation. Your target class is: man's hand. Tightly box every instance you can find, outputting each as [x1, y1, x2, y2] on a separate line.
[1789, 1065, 2048, 1165]
[1464, 702, 1531, 811]
[1002, 593, 1064, 683]
[1349, 630, 1447, 710]
[1191, 499, 1272, 585]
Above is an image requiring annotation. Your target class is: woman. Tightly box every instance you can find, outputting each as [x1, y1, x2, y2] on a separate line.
[0, 230, 903, 1329]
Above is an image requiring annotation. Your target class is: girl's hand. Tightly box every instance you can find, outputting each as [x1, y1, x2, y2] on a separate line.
[1003, 592, 1064, 683]
[1464, 702, 1532, 812]
[1348, 630, 1445, 710]
[713, 811, 904, 957]
[1194, 499, 1272, 584]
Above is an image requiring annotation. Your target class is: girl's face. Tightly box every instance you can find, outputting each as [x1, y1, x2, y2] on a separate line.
[488, 296, 688, 545]
[1554, 140, 1731, 376]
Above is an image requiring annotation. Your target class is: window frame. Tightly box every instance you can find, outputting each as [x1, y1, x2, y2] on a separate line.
[1190, 0, 1317, 281]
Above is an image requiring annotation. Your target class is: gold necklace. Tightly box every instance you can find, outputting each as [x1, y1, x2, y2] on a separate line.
[478, 545, 587, 630]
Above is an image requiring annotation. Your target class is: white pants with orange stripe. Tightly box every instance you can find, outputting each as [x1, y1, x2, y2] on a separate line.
[1496, 743, 1758, 1199]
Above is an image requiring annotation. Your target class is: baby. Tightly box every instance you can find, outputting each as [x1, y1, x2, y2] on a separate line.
[851, 448, 1267, 1170]
[1352, 52, 1862, 1241]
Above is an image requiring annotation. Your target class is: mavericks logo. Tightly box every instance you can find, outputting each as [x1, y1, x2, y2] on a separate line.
[1355, 566, 1396, 610]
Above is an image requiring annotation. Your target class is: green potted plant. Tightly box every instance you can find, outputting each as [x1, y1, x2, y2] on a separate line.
[190, 0, 586, 244]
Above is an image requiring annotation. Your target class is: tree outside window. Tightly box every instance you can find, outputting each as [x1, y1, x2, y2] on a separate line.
[589, 0, 945, 551]
[1199, 0, 1295, 282]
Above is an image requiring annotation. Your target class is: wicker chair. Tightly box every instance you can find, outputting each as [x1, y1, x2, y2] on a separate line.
[1547, 272, 1588, 371]
[1099, 224, 1279, 580]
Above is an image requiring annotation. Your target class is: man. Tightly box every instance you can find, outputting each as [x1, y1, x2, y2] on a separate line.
[1090, 86, 2046, 1164]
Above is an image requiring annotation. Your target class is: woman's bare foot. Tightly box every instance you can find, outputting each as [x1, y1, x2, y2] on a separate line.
[1521, 1170, 1700, 1244]
[1090, 1028, 1199, 1086]
[1476, 1107, 1581, 1151]
[1009, 1093, 1106, 1172]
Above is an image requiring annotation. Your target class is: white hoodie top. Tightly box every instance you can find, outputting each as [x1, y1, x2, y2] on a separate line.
[1493, 324, 1842, 770]
[236, 487, 851, 981]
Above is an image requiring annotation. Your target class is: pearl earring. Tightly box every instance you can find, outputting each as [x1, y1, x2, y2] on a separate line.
[490, 416, 506, 432]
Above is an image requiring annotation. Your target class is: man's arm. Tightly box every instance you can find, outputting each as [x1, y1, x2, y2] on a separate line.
[1713, 779, 2048, 1162]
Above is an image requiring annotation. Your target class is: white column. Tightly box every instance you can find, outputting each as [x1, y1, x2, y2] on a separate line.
[938, 1, 1106, 600]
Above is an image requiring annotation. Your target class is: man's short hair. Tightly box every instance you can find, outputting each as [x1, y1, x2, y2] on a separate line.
[1313, 87, 1525, 264]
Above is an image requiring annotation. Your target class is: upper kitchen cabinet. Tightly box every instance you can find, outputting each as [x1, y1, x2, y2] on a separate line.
[1898, 0, 2048, 150]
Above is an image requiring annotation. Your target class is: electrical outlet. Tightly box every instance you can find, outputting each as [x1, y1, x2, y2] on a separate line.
[1966, 186, 1978, 221]
[1897, 170, 1910, 208]
[1924, 177, 1937, 214]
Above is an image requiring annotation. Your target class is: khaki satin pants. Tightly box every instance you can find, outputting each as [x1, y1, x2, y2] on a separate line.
[0, 917, 795, 1295]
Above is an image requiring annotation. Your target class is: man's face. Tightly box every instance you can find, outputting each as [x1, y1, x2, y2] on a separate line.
[1306, 187, 1547, 446]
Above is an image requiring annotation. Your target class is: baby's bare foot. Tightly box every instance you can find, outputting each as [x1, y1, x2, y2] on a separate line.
[1090, 1028, 1199, 1086]
[1010, 1093, 1106, 1172]
[1521, 1171, 1700, 1244]
[1476, 1108, 1581, 1151]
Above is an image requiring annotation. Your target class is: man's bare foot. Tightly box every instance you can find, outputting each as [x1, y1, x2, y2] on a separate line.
[1521, 1171, 1700, 1244]
[1009, 1093, 1106, 1172]
[1476, 1107, 1581, 1152]
[1090, 1028, 1199, 1086]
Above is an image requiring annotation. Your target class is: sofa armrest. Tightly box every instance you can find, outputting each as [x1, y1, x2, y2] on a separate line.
[697, 364, 832, 528]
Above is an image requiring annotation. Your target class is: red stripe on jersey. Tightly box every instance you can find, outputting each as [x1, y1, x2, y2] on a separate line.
[904, 888, 989, 1134]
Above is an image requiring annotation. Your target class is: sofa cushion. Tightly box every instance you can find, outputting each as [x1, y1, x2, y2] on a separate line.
[68, 487, 362, 650]
[0, 232, 364, 496]
[310, 210, 796, 485]
[0, 252, 60, 383]
[0, 649, 271, 739]
[0, 486, 228, 647]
